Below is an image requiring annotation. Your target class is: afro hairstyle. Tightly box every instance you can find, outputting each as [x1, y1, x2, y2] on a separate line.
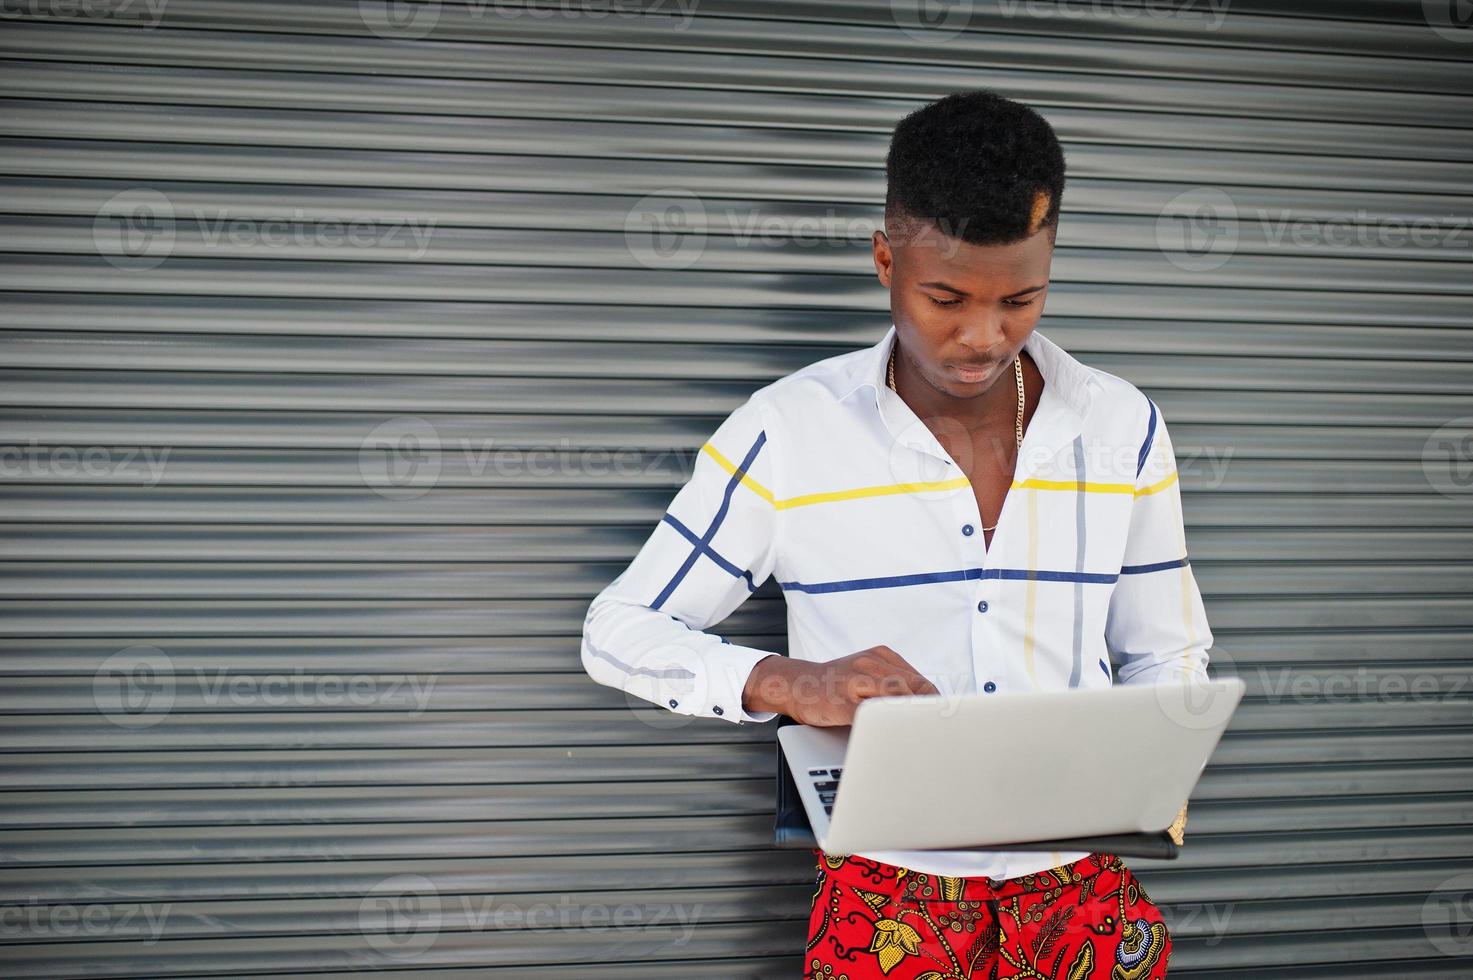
[884, 89, 1067, 249]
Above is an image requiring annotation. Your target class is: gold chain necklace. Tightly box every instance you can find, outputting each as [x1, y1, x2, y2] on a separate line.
[887, 341, 1025, 533]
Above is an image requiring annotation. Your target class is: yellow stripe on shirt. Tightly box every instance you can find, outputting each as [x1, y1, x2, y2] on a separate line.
[702, 443, 1180, 509]
[702, 443, 970, 509]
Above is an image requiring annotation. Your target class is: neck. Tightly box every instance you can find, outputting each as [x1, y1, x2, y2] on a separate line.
[891, 340, 1029, 431]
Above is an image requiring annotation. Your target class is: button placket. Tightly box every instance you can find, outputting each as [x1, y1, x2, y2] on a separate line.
[894, 408, 996, 700]
[959, 481, 993, 699]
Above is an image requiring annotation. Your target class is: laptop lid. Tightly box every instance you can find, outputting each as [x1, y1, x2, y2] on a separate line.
[817, 678, 1244, 854]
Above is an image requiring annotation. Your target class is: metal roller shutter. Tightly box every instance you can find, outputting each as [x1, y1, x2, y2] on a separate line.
[1, 1, 1470, 976]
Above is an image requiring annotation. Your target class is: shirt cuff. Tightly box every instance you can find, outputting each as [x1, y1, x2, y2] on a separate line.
[705, 644, 781, 724]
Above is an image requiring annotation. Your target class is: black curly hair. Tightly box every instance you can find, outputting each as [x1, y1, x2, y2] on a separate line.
[884, 89, 1066, 249]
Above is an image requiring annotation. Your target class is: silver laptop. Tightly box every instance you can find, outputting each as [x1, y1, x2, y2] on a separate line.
[778, 677, 1246, 854]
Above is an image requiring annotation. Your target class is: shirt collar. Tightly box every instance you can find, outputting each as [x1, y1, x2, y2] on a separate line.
[844, 323, 1100, 475]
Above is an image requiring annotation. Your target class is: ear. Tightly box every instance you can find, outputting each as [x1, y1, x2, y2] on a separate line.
[871, 229, 893, 289]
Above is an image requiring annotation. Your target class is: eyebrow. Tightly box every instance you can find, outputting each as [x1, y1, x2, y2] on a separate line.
[918, 280, 1047, 299]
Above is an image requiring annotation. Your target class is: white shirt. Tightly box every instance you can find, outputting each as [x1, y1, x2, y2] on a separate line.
[582, 323, 1213, 880]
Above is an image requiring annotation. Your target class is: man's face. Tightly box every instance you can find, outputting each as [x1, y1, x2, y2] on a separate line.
[872, 220, 1054, 399]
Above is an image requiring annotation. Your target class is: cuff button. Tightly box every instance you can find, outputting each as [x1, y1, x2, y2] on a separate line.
[713, 705, 724, 716]
[668, 699, 678, 708]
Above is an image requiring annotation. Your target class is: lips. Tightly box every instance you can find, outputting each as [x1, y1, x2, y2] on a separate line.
[951, 361, 999, 382]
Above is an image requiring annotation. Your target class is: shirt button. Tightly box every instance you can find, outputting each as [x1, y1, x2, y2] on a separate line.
[713, 705, 724, 716]
[976, 600, 989, 613]
[983, 681, 997, 693]
[668, 699, 678, 708]
[962, 524, 974, 536]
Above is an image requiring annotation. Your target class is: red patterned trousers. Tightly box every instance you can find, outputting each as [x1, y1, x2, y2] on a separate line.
[804, 849, 1172, 979]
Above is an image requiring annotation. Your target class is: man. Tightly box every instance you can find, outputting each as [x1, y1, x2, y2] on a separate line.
[582, 90, 1210, 979]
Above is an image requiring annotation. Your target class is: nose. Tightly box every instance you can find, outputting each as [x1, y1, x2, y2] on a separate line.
[956, 310, 1008, 353]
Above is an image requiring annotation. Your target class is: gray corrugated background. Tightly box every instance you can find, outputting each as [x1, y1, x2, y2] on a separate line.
[1, 1, 1471, 976]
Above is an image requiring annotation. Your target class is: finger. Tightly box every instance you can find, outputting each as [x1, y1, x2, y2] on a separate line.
[866, 648, 936, 695]
[883, 650, 941, 696]
[849, 669, 925, 701]
[902, 674, 939, 697]
[853, 669, 921, 699]
[844, 670, 882, 702]
[860, 654, 938, 697]
[908, 670, 940, 696]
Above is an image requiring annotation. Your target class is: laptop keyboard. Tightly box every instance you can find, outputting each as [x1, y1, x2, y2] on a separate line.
[807, 767, 843, 816]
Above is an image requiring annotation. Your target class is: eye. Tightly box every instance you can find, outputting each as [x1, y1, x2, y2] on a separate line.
[1004, 298, 1037, 308]
[927, 296, 961, 308]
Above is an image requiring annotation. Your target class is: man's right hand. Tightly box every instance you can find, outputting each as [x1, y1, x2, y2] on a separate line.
[741, 646, 940, 726]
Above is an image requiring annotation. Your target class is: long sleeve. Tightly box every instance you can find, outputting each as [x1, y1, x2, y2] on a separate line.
[581, 391, 783, 725]
[1104, 399, 1214, 687]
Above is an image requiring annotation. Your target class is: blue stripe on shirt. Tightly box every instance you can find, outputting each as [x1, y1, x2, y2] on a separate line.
[1137, 398, 1158, 478]
[659, 512, 758, 592]
[1121, 556, 1190, 575]
[652, 429, 767, 609]
[779, 557, 1190, 595]
[779, 565, 1119, 594]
